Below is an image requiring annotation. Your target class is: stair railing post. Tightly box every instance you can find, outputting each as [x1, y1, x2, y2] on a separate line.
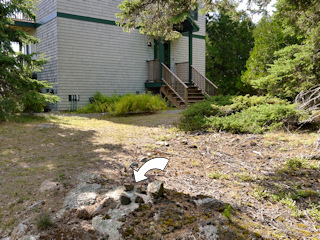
[188, 28, 193, 84]
[185, 88, 188, 106]
[159, 38, 164, 83]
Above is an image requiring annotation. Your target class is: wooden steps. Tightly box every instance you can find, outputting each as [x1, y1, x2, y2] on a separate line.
[161, 85, 206, 109]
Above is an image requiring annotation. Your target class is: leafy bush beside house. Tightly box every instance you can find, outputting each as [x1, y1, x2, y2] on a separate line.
[78, 92, 167, 115]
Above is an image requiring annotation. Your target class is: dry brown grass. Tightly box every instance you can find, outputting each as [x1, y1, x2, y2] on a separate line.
[1, 112, 320, 239]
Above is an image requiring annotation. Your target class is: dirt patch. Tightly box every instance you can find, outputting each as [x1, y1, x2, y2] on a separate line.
[0, 112, 320, 239]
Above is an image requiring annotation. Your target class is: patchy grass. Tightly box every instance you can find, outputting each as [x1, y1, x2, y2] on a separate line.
[208, 171, 229, 180]
[1, 112, 320, 239]
[0, 112, 181, 234]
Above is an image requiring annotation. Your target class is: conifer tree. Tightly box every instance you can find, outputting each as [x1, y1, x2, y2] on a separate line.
[0, 0, 59, 121]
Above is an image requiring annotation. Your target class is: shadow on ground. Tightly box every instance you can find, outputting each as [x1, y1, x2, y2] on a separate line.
[0, 117, 128, 234]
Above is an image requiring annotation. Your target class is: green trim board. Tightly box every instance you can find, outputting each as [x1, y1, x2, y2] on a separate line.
[145, 82, 165, 88]
[57, 12, 117, 26]
[13, 11, 206, 40]
[182, 32, 205, 39]
[13, 20, 39, 28]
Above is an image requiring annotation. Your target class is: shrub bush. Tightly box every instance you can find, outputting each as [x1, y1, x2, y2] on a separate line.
[207, 103, 299, 133]
[179, 94, 302, 133]
[205, 95, 233, 106]
[179, 101, 225, 131]
[226, 94, 289, 113]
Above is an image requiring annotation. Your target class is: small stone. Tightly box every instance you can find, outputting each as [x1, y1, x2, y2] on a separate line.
[120, 193, 132, 205]
[129, 162, 139, 169]
[135, 196, 145, 204]
[147, 181, 164, 199]
[39, 180, 60, 192]
[135, 186, 147, 194]
[20, 236, 38, 240]
[124, 183, 134, 191]
[155, 141, 169, 146]
[189, 144, 198, 148]
[139, 157, 149, 163]
[181, 139, 188, 145]
[250, 141, 257, 146]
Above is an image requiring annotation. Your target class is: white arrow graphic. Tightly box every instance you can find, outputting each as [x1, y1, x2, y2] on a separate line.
[133, 158, 169, 182]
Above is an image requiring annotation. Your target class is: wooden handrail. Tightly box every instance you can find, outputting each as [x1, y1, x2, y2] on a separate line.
[162, 63, 188, 88]
[161, 78, 185, 103]
[191, 66, 218, 89]
[191, 65, 218, 96]
[161, 63, 188, 104]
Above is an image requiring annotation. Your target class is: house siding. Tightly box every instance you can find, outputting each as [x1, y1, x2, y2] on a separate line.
[36, 0, 57, 22]
[36, 18, 59, 109]
[170, 13, 206, 76]
[57, 0, 120, 21]
[33, 0, 206, 110]
[56, 17, 153, 110]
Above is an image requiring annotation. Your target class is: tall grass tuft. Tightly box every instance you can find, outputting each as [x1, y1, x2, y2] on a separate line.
[108, 93, 167, 116]
[77, 92, 123, 113]
[78, 92, 167, 115]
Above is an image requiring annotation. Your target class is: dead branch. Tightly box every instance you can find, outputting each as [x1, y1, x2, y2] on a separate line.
[295, 85, 320, 124]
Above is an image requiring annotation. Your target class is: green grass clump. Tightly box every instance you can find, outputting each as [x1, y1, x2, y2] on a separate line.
[108, 93, 167, 116]
[208, 171, 229, 180]
[36, 213, 54, 230]
[78, 92, 167, 115]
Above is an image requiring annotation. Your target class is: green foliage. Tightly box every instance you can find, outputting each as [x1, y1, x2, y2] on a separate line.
[255, 44, 316, 99]
[205, 95, 233, 106]
[179, 100, 225, 131]
[108, 93, 167, 116]
[208, 103, 298, 133]
[227, 95, 289, 112]
[36, 213, 54, 230]
[179, 95, 296, 132]
[116, 0, 198, 41]
[241, 16, 299, 89]
[77, 92, 122, 113]
[0, 0, 59, 121]
[116, 0, 272, 41]
[243, 0, 320, 100]
[206, 9, 254, 95]
[90, 92, 122, 105]
[208, 171, 229, 180]
[78, 92, 167, 115]
[222, 204, 232, 222]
